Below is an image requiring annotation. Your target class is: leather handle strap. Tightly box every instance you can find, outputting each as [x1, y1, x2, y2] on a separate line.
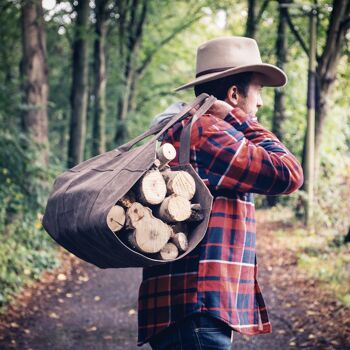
[179, 95, 217, 165]
[117, 93, 209, 153]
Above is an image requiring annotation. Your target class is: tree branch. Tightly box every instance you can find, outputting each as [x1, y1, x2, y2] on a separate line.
[285, 7, 309, 56]
[136, 13, 203, 78]
[318, 0, 349, 76]
[256, 0, 269, 24]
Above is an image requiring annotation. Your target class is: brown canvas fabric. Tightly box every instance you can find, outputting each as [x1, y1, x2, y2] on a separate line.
[42, 94, 216, 268]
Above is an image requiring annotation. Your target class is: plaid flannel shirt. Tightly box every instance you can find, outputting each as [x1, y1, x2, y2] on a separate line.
[137, 107, 304, 346]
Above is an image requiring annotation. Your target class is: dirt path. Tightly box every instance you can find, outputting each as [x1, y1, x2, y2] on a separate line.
[0, 212, 349, 350]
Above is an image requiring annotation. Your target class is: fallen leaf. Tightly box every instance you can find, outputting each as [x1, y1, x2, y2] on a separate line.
[128, 309, 136, 316]
[308, 334, 315, 339]
[49, 312, 60, 319]
[78, 275, 89, 282]
[24, 329, 31, 334]
[103, 335, 113, 340]
[66, 293, 73, 298]
[306, 310, 317, 316]
[10, 322, 20, 328]
[85, 326, 97, 332]
[57, 274, 67, 281]
[94, 296, 101, 301]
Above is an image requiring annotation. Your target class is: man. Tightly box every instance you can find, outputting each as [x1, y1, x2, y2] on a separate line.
[137, 36, 303, 349]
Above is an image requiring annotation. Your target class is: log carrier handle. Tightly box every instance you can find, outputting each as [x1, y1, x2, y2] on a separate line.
[179, 95, 217, 165]
[117, 93, 210, 153]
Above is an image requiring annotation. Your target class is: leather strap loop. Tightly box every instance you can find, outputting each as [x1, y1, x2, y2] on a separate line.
[179, 96, 217, 165]
[117, 93, 209, 153]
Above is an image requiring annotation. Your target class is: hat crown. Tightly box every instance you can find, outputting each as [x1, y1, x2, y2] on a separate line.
[196, 37, 262, 76]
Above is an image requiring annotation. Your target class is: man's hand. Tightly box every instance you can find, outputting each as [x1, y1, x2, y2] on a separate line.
[206, 100, 234, 119]
[189, 99, 234, 119]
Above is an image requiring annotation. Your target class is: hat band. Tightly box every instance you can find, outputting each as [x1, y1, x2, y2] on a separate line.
[196, 66, 234, 78]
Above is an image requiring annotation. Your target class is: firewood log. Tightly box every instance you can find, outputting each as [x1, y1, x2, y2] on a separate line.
[158, 242, 179, 260]
[156, 143, 176, 170]
[162, 170, 196, 200]
[171, 222, 188, 236]
[152, 159, 161, 169]
[117, 192, 136, 208]
[156, 194, 191, 223]
[188, 203, 204, 222]
[106, 205, 126, 232]
[170, 232, 188, 252]
[137, 169, 167, 205]
[125, 202, 172, 253]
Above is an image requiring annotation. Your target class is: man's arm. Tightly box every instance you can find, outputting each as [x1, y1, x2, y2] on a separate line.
[195, 108, 304, 195]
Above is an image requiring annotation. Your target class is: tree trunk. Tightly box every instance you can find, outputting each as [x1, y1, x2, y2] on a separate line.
[67, 0, 90, 168]
[301, 0, 350, 185]
[267, 0, 288, 207]
[114, 0, 147, 145]
[92, 0, 108, 156]
[246, 0, 257, 38]
[21, 0, 49, 165]
[245, 0, 268, 39]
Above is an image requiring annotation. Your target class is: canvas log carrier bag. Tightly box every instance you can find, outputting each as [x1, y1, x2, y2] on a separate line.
[42, 93, 216, 268]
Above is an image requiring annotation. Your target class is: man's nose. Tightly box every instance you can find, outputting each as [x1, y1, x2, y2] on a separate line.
[257, 94, 263, 108]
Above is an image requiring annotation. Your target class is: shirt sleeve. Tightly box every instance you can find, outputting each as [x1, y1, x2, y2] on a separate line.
[195, 108, 304, 195]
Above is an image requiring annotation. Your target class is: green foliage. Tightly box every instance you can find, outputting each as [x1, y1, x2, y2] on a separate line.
[0, 129, 60, 309]
[272, 214, 350, 307]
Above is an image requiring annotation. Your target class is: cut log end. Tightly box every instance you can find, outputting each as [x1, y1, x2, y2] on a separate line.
[164, 170, 196, 200]
[159, 242, 179, 260]
[157, 195, 191, 223]
[171, 232, 188, 252]
[138, 170, 167, 205]
[126, 202, 172, 253]
[157, 143, 176, 166]
[107, 205, 126, 232]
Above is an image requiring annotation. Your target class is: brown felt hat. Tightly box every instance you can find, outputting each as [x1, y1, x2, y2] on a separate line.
[175, 36, 287, 91]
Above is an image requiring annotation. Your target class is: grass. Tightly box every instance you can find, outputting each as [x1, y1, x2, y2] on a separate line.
[263, 205, 350, 307]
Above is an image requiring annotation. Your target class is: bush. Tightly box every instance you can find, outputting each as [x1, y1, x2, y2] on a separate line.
[0, 130, 60, 309]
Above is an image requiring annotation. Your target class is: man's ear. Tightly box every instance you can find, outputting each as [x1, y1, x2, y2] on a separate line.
[226, 85, 239, 107]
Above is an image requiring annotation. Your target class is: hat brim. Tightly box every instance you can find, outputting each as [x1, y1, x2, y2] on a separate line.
[174, 63, 287, 92]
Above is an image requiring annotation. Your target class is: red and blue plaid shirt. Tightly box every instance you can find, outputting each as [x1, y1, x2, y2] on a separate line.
[137, 107, 303, 346]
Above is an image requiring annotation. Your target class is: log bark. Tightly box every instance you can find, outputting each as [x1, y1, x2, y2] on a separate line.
[188, 203, 204, 222]
[118, 192, 136, 208]
[162, 170, 196, 200]
[156, 194, 191, 223]
[171, 222, 188, 236]
[125, 202, 172, 253]
[106, 205, 125, 232]
[137, 169, 167, 205]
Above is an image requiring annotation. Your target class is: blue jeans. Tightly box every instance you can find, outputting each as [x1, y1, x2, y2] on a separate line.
[149, 313, 233, 350]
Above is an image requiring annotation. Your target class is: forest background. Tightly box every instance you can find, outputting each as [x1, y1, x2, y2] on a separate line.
[0, 0, 349, 311]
